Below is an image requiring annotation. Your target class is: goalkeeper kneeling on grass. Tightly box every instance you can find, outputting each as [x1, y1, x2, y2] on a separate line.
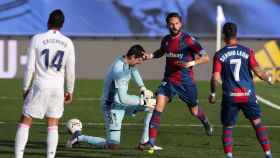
[66, 44, 162, 150]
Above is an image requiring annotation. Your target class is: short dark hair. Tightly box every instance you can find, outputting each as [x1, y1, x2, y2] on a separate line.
[48, 9, 65, 29]
[165, 12, 182, 24]
[222, 22, 237, 40]
[126, 44, 145, 59]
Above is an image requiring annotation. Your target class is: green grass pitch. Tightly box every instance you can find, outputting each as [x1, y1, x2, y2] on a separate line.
[0, 79, 279, 158]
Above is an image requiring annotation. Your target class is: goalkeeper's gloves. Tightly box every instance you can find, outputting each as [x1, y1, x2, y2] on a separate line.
[140, 86, 154, 99]
[140, 97, 156, 112]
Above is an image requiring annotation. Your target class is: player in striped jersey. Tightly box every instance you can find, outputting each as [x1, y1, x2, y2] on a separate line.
[209, 22, 273, 158]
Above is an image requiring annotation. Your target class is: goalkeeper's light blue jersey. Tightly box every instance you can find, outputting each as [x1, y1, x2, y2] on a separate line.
[101, 56, 144, 108]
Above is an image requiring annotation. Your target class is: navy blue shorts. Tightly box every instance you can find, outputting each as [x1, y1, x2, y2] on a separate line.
[157, 81, 198, 107]
[221, 100, 261, 126]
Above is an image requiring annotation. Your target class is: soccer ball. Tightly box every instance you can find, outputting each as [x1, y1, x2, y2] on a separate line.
[66, 118, 82, 134]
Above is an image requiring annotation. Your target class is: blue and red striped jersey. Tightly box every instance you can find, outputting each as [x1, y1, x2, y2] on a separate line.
[160, 32, 206, 85]
[213, 44, 259, 103]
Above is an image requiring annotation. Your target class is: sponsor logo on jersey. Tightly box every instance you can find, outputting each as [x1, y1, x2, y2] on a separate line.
[166, 52, 183, 59]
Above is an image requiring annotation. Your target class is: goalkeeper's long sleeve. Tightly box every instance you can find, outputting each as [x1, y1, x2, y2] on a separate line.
[131, 68, 144, 87]
[116, 84, 141, 106]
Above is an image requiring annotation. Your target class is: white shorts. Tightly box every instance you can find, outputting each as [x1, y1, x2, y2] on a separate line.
[23, 85, 64, 119]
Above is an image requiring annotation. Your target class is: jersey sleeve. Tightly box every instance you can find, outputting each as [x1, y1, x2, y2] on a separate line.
[248, 48, 259, 69]
[115, 79, 141, 106]
[113, 67, 141, 106]
[65, 40, 75, 93]
[131, 67, 144, 87]
[185, 36, 206, 56]
[212, 53, 222, 73]
[23, 36, 37, 91]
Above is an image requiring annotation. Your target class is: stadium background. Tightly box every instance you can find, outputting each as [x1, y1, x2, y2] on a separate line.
[0, 0, 280, 81]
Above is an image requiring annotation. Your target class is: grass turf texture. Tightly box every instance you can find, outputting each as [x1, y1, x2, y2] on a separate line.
[0, 79, 279, 158]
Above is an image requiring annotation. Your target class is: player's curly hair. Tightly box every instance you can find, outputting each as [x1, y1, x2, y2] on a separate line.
[166, 12, 182, 24]
[48, 9, 65, 29]
[222, 22, 237, 40]
[126, 44, 145, 59]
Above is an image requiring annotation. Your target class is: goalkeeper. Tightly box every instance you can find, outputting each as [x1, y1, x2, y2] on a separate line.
[67, 44, 158, 150]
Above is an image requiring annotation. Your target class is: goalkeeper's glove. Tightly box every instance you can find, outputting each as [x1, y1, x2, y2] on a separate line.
[140, 97, 156, 112]
[140, 86, 154, 99]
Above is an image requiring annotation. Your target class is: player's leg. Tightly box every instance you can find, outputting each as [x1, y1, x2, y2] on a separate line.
[105, 109, 125, 149]
[138, 110, 153, 150]
[221, 102, 239, 158]
[148, 94, 169, 146]
[45, 88, 64, 158]
[250, 118, 272, 158]
[15, 115, 32, 158]
[242, 102, 272, 158]
[15, 86, 42, 158]
[148, 82, 173, 147]
[46, 117, 59, 158]
[140, 111, 153, 144]
[77, 135, 106, 148]
[178, 84, 213, 136]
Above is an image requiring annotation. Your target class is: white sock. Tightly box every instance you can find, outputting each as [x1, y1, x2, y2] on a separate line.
[140, 112, 153, 144]
[266, 150, 272, 155]
[226, 153, 233, 157]
[47, 126, 58, 158]
[15, 123, 30, 158]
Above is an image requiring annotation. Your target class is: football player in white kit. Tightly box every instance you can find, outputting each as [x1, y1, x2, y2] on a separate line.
[14, 9, 75, 158]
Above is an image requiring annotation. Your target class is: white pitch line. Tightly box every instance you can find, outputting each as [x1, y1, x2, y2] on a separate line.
[256, 95, 280, 110]
[0, 96, 211, 101]
[0, 121, 279, 128]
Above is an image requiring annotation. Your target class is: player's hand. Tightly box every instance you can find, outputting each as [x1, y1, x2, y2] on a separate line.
[140, 86, 154, 99]
[23, 89, 30, 100]
[64, 92, 73, 104]
[143, 52, 153, 60]
[144, 98, 156, 110]
[184, 61, 196, 68]
[266, 74, 274, 85]
[208, 94, 216, 104]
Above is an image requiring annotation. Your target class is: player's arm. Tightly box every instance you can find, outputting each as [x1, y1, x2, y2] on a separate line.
[143, 37, 166, 60]
[248, 49, 273, 84]
[65, 41, 76, 104]
[143, 49, 165, 60]
[116, 80, 142, 106]
[22, 36, 37, 100]
[252, 67, 272, 84]
[131, 68, 153, 98]
[182, 36, 209, 68]
[116, 83, 155, 109]
[209, 53, 222, 104]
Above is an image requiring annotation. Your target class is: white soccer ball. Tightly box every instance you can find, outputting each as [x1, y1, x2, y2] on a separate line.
[66, 118, 82, 134]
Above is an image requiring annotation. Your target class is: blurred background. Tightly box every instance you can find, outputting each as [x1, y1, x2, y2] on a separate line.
[0, 0, 280, 81]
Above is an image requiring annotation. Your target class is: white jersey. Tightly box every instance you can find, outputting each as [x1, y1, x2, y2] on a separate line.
[23, 30, 75, 93]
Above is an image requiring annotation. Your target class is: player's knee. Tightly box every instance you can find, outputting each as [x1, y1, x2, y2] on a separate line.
[20, 115, 33, 127]
[190, 106, 198, 116]
[250, 118, 261, 126]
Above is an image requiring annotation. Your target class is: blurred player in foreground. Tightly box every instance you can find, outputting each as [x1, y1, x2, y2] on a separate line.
[66, 44, 160, 150]
[143, 12, 213, 152]
[14, 9, 75, 158]
[209, 22, 273, 158]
